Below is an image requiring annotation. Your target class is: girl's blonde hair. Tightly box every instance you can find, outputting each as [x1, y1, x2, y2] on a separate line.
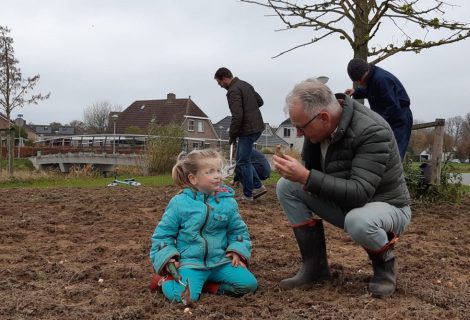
[172, 149, 223, 188]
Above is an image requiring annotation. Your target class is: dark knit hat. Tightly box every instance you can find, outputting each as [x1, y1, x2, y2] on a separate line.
[347, 58, 369, 81]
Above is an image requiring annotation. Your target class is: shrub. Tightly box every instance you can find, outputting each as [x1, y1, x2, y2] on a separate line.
[144, 124, 185, 174]
[404, 161, 463, 203]
[261, 147, 274, 154]
[67, 164, 100, 179]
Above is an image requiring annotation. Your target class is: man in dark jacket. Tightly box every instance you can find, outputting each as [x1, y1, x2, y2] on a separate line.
[215, 67, 266, 201]
[345, 58, 412, 160]
[273, 79, 411, 298]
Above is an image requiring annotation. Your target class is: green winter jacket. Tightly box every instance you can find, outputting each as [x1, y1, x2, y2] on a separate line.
[303, 94, 411, 211]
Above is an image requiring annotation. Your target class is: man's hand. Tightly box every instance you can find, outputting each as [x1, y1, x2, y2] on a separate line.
[228, 137, 235, 146]
[226, 252, 246, 268]
[273, 154, 310, 185]
[344, 88, 355, 96]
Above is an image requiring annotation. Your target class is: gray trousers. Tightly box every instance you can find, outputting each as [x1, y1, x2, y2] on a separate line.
[276, 178, 412, 251]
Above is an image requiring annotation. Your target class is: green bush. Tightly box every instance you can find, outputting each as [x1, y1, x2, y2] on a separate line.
[145, 124, 185, 174]
[404, 161, 464, 203]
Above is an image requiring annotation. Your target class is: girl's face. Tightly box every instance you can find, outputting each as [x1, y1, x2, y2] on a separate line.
[188, 158, 223, 193]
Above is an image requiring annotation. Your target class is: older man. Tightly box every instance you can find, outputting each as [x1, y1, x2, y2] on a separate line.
[273, 79, 411, 298]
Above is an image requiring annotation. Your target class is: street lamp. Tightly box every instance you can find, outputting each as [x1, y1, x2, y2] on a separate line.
[14, 114, 25, 159]
[112, 114, 118, 154]
[218, 125, 224, 150]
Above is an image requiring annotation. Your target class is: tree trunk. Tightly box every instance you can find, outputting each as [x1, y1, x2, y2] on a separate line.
[7, 129, 14, 176]
[352, 0, 370, 61]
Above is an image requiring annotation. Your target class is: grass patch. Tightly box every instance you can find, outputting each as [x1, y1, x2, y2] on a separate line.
[0, 173, 174, 189]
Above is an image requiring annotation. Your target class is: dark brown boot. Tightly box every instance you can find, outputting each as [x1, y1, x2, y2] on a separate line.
[280, 219, 331, 290]
[366, 232, 398, 298]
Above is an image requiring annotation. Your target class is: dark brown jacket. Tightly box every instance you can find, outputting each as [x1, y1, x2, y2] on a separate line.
[226, 77, 264, 141]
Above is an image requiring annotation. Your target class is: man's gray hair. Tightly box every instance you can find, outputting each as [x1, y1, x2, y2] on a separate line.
[284, 78, 338, 116]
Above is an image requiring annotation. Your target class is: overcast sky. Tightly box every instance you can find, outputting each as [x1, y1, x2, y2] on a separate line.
[2, 0, 470, 127]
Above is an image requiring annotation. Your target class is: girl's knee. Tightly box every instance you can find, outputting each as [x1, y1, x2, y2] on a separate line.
[162, 281, 200, 303]
[242, 275, 258, 294]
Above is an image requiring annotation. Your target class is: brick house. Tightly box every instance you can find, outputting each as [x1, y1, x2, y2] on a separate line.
[112, 93, 220, 150]
[1, 113, 39, 141]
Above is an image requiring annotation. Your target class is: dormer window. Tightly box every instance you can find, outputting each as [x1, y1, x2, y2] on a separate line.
[197, 120, 204, 132]
[188, 119, 195, 131]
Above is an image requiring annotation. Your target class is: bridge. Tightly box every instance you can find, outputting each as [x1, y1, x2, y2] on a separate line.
[29, 152, 145, 173]
[27, 134, 225, 173]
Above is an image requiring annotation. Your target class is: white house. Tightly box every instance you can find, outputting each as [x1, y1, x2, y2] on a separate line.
[275, 118, 304, 152]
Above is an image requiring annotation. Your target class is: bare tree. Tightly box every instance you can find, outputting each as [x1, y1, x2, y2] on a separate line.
[0, 25, 50, 175]
[68, 120, 86, 135]
[445, 115, 464, 144]
[240, 0, 470, 62]
[455, 113, 470, 159]
[83, 101, 121, 134]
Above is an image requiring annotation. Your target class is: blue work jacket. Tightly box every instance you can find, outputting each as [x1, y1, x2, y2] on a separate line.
[353, 65, 411, 129]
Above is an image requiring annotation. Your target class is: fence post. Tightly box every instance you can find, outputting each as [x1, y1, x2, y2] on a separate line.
[430, 118, 445, 185]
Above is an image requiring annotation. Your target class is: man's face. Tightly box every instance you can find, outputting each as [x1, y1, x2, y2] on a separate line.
[289, 99, 329, 144]
[357, 71, 369, 87]
[216, 77, 230, 90]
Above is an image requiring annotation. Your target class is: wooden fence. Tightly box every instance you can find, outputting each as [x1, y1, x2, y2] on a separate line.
[411, 118, 445, 185]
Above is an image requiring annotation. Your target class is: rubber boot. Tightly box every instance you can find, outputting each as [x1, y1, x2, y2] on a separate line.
[149, 274, 173, 292]
[280, 219, 331, 290]
[366, 232, 398, 298]
[202, 281, 220, 294]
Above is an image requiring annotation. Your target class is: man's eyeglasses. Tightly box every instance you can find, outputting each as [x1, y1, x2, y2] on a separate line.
[295, 112, 321, 135]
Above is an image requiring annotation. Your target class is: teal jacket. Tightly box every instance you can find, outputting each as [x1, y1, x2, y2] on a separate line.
[150, 185, 252, 274]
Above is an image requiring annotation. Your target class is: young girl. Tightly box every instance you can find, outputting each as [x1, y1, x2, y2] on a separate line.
[149, 149, 258, 303]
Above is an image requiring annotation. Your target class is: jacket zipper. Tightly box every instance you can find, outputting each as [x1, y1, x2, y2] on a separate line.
[200, 194, 210, 267]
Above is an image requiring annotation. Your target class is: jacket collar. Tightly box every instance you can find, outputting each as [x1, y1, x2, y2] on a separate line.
[331, 93, 354, 143]
[228, 77, 239, 89]
[181, 185, 235, 201]
[365, 64, 376, 87]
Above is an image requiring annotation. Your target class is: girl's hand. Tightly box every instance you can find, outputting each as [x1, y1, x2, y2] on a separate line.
[167, 258, 180, 269]
[226, 252, 246, 268]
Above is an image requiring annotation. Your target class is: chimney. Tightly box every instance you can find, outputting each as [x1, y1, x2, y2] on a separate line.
[167, 93, 176, 102]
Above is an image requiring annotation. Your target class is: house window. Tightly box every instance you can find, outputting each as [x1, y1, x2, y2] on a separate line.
[197, 120, 204, 132]
[283, 128, 291, 137]
[188, 119, 195, 131]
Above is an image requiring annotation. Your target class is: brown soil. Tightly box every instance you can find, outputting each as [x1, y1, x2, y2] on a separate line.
[1, 185, 469, 320]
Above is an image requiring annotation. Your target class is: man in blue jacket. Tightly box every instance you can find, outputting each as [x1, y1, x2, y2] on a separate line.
[345, 58, 412, 160]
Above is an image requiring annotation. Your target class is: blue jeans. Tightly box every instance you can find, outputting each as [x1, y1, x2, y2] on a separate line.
[276, 178, 411, 250]
[392, 107, 413, 161]
[236, 132, 262, 197]
[161, 263, 258, 303]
